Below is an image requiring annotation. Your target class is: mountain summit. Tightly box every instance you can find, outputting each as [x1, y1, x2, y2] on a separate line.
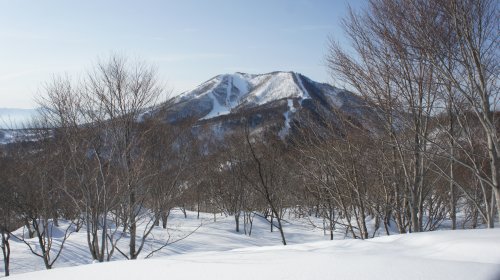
[170, 71, 313, 121]
[154, 71, 378, 139]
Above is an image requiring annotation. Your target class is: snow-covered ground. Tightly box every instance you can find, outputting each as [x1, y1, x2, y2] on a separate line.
[3, 209, 500, 279]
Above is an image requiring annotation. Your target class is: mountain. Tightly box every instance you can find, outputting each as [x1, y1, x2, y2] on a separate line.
[0, 108, 39, 129]
[0, 108, 40, 144]
[0, 72, 380, 145]
[153, 71, 381, 140]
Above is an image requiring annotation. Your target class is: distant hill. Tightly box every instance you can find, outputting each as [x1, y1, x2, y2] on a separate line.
[0, 108, 39, 129]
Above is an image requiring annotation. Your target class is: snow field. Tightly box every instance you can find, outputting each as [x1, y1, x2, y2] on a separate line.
[3, 209, 500, 279]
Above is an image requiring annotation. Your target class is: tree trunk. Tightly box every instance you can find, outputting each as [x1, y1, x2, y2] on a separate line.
[181, 205, 187, 219]
[235, 213, 240, 232]
[1, 231, 10, 277]
[329, 206, 335, 240]
[197, 203, 200, 219]
[274, 212, 286, 245]
[161, 211, 169, 229]
[249, 214, 254, 236]
[487, 135, 500, 224]
[129, 191, 137, 259]
[449, 100, 457, 230]
[154, 211, 160, 227]
[24, 218, 35, 238]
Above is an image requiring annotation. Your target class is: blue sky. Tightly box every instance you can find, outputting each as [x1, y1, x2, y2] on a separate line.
[0, 0, 363, 108]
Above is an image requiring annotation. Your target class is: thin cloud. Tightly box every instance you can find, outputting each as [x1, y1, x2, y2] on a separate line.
[0, 70, 41, 81]
[223, 67, 262, 74]
[0, 30, 50, 41]
[0, 30, 85, 44]
[151, 27, 199, 41]
[178, 27, 199, 33]
[152, 53, 233, 62]
[282, 24, 335, 33]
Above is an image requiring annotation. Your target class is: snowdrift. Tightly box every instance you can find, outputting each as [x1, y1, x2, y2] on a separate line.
[8, 228, 500, 280]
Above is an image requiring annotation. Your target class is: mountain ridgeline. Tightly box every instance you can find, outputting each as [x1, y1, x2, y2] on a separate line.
[150, 71, 380, 141]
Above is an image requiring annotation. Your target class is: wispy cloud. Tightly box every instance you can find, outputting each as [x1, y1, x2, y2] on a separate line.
[152, 53, 233, 62]
[0, 69, 41, 81]
[151, 27, 199, 41]
[151, 37, 168, 41]
[178, 27, 199, 33]
[281, 24, 335, 33]
[0, 30, 85, 44]
[0, 30, 50, 41]
[223, 67, 262, 74]
[245, 45, 266, 50]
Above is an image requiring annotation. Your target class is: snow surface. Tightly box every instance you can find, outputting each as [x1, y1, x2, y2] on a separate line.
[3, 209, 500, 280]
[199, 73, 250, 120]
[294, 72, 311, 103]
[0, 129, 40, 144]
[7, 226, 500, 280]
[198, 92, 230, 120]
[247, 72, 305, 105]
[278, 99, 296, 139]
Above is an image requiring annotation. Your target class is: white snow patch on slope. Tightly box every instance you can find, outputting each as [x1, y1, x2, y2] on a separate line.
[199, 92, 230, 120]
[231, 73, 250, 96]
[246, 72, 297, 104]
[0, 130, 14, 144]
[199, 73, 250, 120]
[8, 228, 500, 280]
[175, 77, 221, 103]
[293, 72, 311, 102]
[243, 72, 310, 105]
[279, 99, 296, 139]
[244, 72, 310, 105]
[0, 129, 42, 144]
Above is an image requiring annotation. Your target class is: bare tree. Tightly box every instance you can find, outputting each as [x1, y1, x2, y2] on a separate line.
[0, 147, 15, 276]
[82, 55, 163, 259]
[36, 54, 167, 261]
[417, 0, 500, 219]
[241, 124, 289, 245]
[326, 0, 499, 232]
[8, 125, 75, 270]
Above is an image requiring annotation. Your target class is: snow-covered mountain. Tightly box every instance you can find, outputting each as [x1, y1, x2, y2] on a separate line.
[170, 71, 311, 119]
[0, 72, 379, 145]
[156, 71, 380, 139]
[164, 71, 331, 121]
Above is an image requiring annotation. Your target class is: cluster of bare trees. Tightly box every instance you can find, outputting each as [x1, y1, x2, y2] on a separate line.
[186, 0, 498, 242]
[182, 126, 292, 245]
[326, 0, 499, 233]
[0, 55, 197, 275]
